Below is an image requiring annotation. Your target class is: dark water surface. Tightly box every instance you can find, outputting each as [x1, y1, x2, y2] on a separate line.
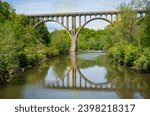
[0, 52, 150, 99]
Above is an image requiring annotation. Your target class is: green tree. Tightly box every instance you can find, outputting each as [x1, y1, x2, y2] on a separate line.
[0, 22, 18, 83]
[35, 24, 50, 45]
[48, 30, 71, 55]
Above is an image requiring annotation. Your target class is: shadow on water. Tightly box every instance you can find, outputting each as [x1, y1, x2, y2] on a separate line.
[0, 52, 150, 99]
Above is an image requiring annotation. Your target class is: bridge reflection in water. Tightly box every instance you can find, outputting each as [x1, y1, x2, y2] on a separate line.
[44, 52, 115, 91]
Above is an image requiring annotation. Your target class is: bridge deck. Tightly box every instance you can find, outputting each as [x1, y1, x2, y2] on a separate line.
[26, 10, 144, 17]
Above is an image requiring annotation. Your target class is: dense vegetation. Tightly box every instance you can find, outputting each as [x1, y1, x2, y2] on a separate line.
[108, 0, 150, 72]
[0, 1, 70, 84]
[0, 0, 150, 84]
[78, 0, 150, 72]
[77, 28, 113, 51]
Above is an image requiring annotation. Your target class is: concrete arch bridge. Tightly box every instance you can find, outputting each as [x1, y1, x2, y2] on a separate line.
[26, 10, 145, 52]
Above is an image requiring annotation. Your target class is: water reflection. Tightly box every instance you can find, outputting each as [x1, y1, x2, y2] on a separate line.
[0, 52, 150, 99]
[43, 52, 150, 98]
[44, 52, 113, 91]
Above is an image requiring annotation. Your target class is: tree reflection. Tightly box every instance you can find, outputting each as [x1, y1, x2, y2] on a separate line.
[77, 53, 150, 99]
[1, 53, 150, 99]
[106, 64, 150, 99]
[50, 56, 71, 80]
[138, 75, 150, 99]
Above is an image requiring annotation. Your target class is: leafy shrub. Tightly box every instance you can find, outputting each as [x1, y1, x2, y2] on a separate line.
[46, 47, 59, 57]
[134, 47, 150, 72]
[23, 43, 47, 66]
[108, 44, 125, 64]
[124, 45, 140, 66]
[17, 52, 28, 68]
[0, 23, 19, 71]
[49, 30, 71, 55]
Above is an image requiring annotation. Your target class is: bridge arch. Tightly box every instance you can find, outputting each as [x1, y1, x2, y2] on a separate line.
[76, 65, 108, 85]
[34, 19, 72, 39]
[76, 17, 113, 39]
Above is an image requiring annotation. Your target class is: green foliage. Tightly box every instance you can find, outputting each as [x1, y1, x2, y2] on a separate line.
[0, 1, 51, 83]
[35, 24, 50, 45]
[0, 22, 18, 83]
[134, 47, 150, 72]
[139, 0, 150, 47]
[0, 2, 11, 22]
[0, 23, 19, 71]
[108, 44, 125, 64]
[124, 45, 140, 66]
[113, 3, 138, 43]
[15, 14, 30, 27]
[47, 46, 59, 56]
[0, 1, 72, 83]
[77, 28, 113, 51]
[23, 43, 47, 66]
[0, 0, 150, 84]
[48, 30, 71, 56]
[107, 0, 150, 72]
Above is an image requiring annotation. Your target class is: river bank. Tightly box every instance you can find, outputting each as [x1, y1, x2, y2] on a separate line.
[1, 49, 149, 85]
[0, 52, 150, 99]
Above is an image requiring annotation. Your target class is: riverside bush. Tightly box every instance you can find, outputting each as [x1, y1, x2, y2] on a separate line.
[108, 44, 125, 64]
[134, 47, 150, 72]
[124, 45, 140, 66]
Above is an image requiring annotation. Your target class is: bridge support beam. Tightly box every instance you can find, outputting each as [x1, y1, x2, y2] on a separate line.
[70, 36, 77, 52]
[70, 16, 77, 52]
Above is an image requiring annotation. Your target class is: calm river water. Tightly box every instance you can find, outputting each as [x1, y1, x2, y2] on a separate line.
[0, 52, 150, 99]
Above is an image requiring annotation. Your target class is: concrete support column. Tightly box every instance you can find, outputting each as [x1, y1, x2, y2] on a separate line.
[140, 13, 143, 17]
[61, 16, 64, 25]
[56, 17, 59, 22]
[70, 36, 76, 52]
[70, 16, 77, 52]
[79, 16, 81, 27]
[111, 14, 113, 22]
[116, 14, 118, 21]
[66, 16, 69, 30]
[84, 15, 86, 23]
[90, 15, 92, 19]
[72, 16, 76, 33]
[51, 16, 54, 20]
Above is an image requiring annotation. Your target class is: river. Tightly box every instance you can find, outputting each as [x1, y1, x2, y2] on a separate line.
[0, 52, 150, 99]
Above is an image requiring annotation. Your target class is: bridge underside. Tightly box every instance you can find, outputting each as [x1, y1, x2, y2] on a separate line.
[27, 10, 145, 52]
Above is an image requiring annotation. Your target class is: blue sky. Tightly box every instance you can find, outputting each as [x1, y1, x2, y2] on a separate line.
[3, 0, 131, 31]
